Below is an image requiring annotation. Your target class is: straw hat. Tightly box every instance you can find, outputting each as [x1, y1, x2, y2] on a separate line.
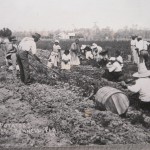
[55, 40, 59, 43]
[133, 63, 150, 78]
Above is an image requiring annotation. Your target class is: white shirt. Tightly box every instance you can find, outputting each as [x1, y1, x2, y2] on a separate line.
[116, 56, 123, 63]
[62, 53, 71, 62]
[92, 46, 102, 54]
[130, 39, 137, 46]
[86, 51, 93, 60]
[3, 38, 9, 44]
[128, 78, 150, 102]
[136, 40, 150, 51]
[106, 61, 122, 72]
[53, 44, 61, 53]
[97, 46, 102, 53]
[18, 37, 36, 54]
[116, 56, 123, 68]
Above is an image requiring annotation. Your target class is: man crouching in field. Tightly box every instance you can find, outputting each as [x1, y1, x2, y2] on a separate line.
[121, 63, 150, 111]
[102, 57, 123, 82]
[17, 33, 41, 85]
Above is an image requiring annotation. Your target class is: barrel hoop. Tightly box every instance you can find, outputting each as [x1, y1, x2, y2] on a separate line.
[102, 91, 125, 104]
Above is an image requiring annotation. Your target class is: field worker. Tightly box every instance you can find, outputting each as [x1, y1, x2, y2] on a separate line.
[115, 50, 123, 68]
[121, 63, 150, 111]
[130, 35, 139, 64]
[1, 37, 10, 66]
[98, 49, 109, 67]
[135, 36, 150, 68]
[52, 40, 61, 66]
[91, 43, 103, 62]
[61, 49, 71, 70]
[103, 57, 123, 81]
[81, 45, 86, 55]
[5, 36, 19, 78]
[81, 45, 93, 60]
[48, 40, 61, 67]
[70, 39, 80, 66]
[17, 33, 41, 84]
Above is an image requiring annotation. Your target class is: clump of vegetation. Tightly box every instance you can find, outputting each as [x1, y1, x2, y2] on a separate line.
[0, 28, 12, 38]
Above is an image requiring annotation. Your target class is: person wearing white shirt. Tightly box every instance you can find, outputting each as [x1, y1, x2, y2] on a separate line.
[121, 63, 150, 110]
[130, 35, 139, 64]
[104, 57, 123, 81]
[81, 45, 93, 60]
[48, 40, 61, 67]
[91, 43, 103, 62]
[6, 36, 18, 78]
[17, 33, 41, 84]
[135, 36, 150, 68]
[61, 49, 71, 70]
[115, 50, 123, 68]
[97, 49, 109, 67]
[70, 39, 80, 66]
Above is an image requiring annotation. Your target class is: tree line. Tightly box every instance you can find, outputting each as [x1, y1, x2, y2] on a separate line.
[1, 26, 150, 41]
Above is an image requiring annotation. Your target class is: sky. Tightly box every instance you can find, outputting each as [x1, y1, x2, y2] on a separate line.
[0, 0, 149, 31]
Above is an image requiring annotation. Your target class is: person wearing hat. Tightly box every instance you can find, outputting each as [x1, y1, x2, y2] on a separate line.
[48, 40, 61, 67]
[17, 33, 41, 84]
[81, 45, 93, 60]
[121, 63, 150, 110]
[135, 36, 150, 68]
[130, 35, 139, 64]
[103, 57, 123, 81]
[91, 43, 103, 62]
[5, 36, 19, 78]
[97, 49, 109, 67]
[70, 39, 80, 66]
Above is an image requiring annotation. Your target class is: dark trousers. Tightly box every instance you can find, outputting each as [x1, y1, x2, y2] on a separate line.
[17, 51, 30, 84]
[140, 50, 149, 68]
[140, 101, 150, 111]
[102, 69, 123, 81]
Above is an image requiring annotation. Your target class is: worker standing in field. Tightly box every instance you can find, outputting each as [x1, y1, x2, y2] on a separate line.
[121, 63, 150, 111]
[70, 39, 80, 66]
[48, 40, 61, 67]
[17, 33, 41, 84]
[61, 49, 71, 70]
[5, 36, 19, 78]
[130, 35, 139, 64]
[135, 36, 150, 68]
[1, 37, 10, 66]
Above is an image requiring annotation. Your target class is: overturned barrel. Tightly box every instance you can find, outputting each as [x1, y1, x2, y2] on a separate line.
[95, 86, 129, 115]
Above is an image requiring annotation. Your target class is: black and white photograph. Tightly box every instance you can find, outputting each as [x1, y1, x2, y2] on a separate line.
[0, 0, 150, 149]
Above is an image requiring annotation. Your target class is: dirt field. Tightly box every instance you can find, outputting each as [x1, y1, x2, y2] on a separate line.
[0, 49, 150, 148]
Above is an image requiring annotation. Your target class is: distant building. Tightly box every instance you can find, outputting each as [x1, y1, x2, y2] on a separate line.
[58, 32, 69, 39]
[68, 33, 76, 39]
[58, 32, 76, 40]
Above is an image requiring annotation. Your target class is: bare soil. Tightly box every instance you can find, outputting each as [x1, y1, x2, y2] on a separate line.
[0, 49, 150, 148]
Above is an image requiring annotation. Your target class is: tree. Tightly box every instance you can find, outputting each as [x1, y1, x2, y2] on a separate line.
[0, 28, 12, 38]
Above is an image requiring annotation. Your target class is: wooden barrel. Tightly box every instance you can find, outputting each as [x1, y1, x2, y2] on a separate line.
[95, 86, 129, 115]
